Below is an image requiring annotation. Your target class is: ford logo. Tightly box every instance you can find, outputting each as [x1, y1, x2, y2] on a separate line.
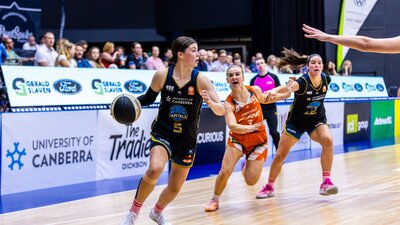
[354, 83, 363, 92]
[376, 84, 385, 92]
[53, 79, 82, 95]
[124, 80, 147, 94]
[329, 83, 340, 92]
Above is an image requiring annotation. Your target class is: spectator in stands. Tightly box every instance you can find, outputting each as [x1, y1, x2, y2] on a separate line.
[39, 35, 45, 47]
[125, 42, 147, 69]
[279, 65, 293, 74]
[74, 44, 91, 68]
[205, 50, 214, 70]
[56, 40, 77, 68]
[4, 38, 34, 65]
[144, 46, 165, 70]
[266, 54, 279, 73]
[323, 61, 339, 76]
[0, 35, 7, 65]
[195, 49, 208, 71]
[22, 35, 39, 51]
[398, 87, 400, 97]
[226, 54, 233, 67]
[161, 48, 173, 67]
[249, 55, 257, 72]
[115, 46, 127, 68]
[87, 46, 104, 68]
[233, 55, 251, 73]
[339, 60, 352, 76]
[34, 32, 58, 66]
[77, 40, 88, 54]
[101, 42, 119, 68]
[210, 49, 229, 72]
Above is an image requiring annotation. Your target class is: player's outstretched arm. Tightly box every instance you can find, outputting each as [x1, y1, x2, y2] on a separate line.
[303, 24, 400, 54]
[197, 73, 225, 116]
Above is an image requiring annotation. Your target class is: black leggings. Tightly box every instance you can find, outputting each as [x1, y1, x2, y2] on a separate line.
[262, 106, 280, 150]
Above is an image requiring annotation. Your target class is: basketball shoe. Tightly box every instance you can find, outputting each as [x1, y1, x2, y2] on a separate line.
[255, 184, 275, 199]
[120, 211, 137, 225]
[319, 178, 338, 196]
[149, 208, 171, 225]
[205, 199, 219, 212]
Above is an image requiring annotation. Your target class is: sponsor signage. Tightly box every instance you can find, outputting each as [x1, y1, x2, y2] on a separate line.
[1, 111, 97, 194]
[1, 66, 388, 108]
[96, 108, 163, 180]
[325, 76, 387, 98]
[395, 100, 400, 137]
[194, 107, 226, 166]
[0, 1, 41, 49]
[370, 101, 394, 140]
[344, 102, 371, 143]
[311, 102, 344, 149]
[277, 104, 311, 151]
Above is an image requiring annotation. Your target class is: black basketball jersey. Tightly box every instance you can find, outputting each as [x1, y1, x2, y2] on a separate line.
[287, 73, 331, 124]
[151, 65, 203, 146]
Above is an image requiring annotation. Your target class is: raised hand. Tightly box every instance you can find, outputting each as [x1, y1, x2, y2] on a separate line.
[302, 24, 330, 42]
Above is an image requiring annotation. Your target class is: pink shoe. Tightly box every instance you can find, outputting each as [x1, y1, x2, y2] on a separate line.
[205, 199, 219, 212]
[256, 184, 275, 199]
[319, 178, 338, 196]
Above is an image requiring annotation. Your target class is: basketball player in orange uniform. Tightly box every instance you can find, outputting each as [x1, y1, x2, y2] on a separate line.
[205, 65, 290, 212]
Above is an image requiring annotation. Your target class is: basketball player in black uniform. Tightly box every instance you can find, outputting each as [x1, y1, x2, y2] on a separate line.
[256, 48, 338, 199]
[120, 36, 225, 225]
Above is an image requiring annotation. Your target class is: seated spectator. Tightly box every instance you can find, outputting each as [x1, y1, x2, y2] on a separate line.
[161, 48, 173, 67]
[115, 46, 127, 68]
[339, 60, 352, 76]
[144, 46, 165, 70]
[205, 50, 214, 70]
[76, 40, 88, 54]
[125, 42, 147, 69]
[249, 55, 257, 72]
[87, 46, 104, 68]
[0, 35, 8, 66]
[34, 32, 58, 66]
[74, 43, 91, 68]
[255, 52, 263, 60]
[279, 65, 293, 74]
[101, 42, 120, 68]
[4, 38, 34, 65]
[55, 40, 77, 68]
[324, 61, 339, 76]
[210, 49, 228, 72]
[398, 87, 400, 97]
[22, 35, 39, 51]
[233, 56, 251, 73]
[266, 54, 279, 73]
[195, 49, 208, 71]
[226, 54, 233, 67]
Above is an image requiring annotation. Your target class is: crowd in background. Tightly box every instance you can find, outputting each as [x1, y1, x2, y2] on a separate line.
[0, 32, 356, 77]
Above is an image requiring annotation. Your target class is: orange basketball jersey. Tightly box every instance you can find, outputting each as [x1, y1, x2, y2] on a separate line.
[226, 86, 267, 149]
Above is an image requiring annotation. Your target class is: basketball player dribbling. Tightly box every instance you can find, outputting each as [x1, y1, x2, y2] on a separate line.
[120, 36, 225, 225]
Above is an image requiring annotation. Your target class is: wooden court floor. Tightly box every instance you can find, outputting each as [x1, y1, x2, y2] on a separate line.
[1, 144, 400, 225]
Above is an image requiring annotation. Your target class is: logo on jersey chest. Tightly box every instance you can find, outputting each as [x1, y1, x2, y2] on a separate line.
[166, 85, 174, 92]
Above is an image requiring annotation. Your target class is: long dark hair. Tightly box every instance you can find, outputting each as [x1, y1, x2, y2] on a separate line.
[278, 48, 321, 69]
[171, 36, 197, 63]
